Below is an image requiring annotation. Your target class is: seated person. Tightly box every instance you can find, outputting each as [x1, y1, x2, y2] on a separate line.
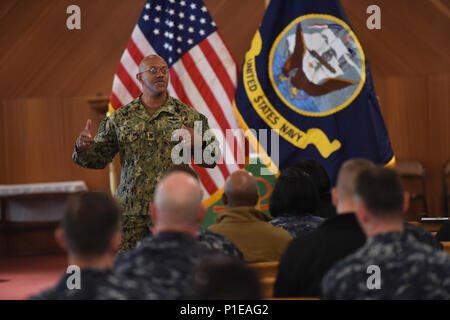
[274, 159, 373, 297]
[190, 256, 262, 300]
[208, 170, 292, 262]
[294, 159, 336, 219]
[163, 165, 243, 259]
[30, 191, 159, 300]
[269, 167, 324, 238]
[321, 167, 450, 299]
[115, 172, 223, 299]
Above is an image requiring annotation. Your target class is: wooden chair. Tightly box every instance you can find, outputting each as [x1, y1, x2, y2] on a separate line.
[394, 160, 428, 220]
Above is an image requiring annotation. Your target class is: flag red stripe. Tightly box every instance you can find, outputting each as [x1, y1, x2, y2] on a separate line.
[126, 38, 144, 67]
[216, 162, 231, 181]
[110, 92, 122, 110]
[116, 63, 141, 99]
[169, 68, 193, 107]
[199, 40, 235, 103]
[191, 163, 217, 196]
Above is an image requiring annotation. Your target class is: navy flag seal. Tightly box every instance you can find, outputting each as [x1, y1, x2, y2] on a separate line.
[233, 0, 394, 183]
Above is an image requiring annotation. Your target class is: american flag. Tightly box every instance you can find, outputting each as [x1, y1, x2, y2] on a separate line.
[109, 0, 244, 204]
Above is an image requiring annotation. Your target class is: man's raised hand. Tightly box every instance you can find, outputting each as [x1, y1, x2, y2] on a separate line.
[77, 119, 94, 150]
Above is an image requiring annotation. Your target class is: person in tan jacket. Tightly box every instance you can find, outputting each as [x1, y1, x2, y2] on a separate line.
[208, 170, 292, 262]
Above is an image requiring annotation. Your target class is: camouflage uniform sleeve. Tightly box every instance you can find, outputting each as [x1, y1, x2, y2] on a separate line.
[72, 116, 119, 169]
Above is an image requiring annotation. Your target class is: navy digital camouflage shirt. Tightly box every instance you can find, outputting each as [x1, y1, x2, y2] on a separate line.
[29, 268, 161, 300]
[321, 232, 450, 299]
[114, 232, 223, 299]
[270, 214, 324, 238]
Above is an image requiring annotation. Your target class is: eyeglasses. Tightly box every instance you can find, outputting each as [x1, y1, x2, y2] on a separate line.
[139, 67, 169, 75]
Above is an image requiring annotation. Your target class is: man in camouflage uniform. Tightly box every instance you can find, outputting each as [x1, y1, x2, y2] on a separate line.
[30, 191, 163, 300]
[73, 55, 218, 251]
[114, 172, 223, 299]
[321, 167, 450, 300]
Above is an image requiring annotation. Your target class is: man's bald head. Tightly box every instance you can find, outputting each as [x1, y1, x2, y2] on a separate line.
[223, 170, 259, 208]
[153, 172, 203, 228]
[138, 54, 167, 73]
[336, 159, 376, 202]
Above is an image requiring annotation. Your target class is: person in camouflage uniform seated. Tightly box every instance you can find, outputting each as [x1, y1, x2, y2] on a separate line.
[30, 191, 162, 300]
[73, 55, 218, 251]
[321, 167, 450, 300]
[115, 171, 224, 299]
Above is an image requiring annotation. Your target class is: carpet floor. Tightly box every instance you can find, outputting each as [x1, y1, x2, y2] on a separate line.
[0, 254, 67, 300]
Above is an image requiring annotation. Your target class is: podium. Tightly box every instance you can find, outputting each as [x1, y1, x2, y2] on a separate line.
[0, 181, 87, 256]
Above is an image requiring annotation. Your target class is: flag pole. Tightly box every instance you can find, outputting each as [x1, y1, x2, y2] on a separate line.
[107, 103, 118, 195]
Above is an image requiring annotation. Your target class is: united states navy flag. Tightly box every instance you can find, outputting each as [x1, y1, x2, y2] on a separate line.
[233, 0, 394, 183]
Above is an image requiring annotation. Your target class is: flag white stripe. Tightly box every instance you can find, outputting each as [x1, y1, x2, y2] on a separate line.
[167, 80, 178, 100]
[207, 32, 238, 87]
[112, 75, 133, 105]
[132, 26, 157, 56]
[120, 49, 141, 89]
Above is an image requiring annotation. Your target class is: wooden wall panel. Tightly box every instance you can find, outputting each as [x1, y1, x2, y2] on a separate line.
[376, 75, 450, 217]
[0, 97, 109, 190]
[204, 0, 266, 67]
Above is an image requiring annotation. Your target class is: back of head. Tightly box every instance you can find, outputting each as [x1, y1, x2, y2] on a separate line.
[154, 172, 203, 228]
[223, 170, 259, 208]
[164, 164, 199, 181]
[63, 191, 121, 257]
[336, 159, 376, 202]
[192, 256, 262, 300]
[269, 166, 319, 217]
[354, 166, 404, 218]
[294, 160, 330, 195]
